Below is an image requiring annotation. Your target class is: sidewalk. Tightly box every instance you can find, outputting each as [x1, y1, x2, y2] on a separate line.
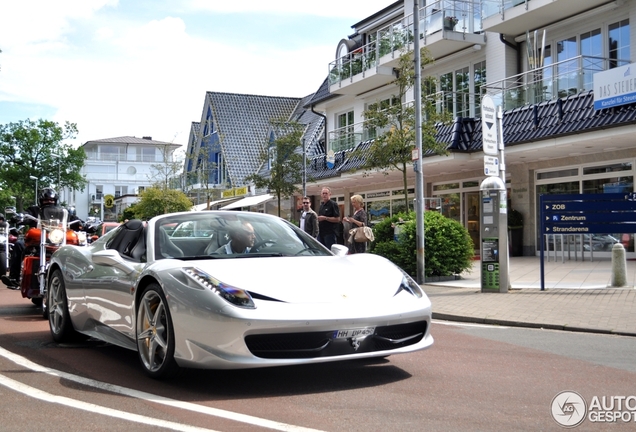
[422, 256, 636, 336]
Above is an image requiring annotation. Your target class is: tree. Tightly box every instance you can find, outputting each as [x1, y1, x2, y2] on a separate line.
[148, 144, 184, 190]
[0, 119, 86, 211]
[246, 121, 305, 217]
[132, 186, 193, 220]
[354, 47, 450, 207]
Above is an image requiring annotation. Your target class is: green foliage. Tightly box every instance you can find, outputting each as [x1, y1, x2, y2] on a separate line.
[246, 120, 305, 217]
[354, 47, 451, 207]
[132, 187, 193, 219]
[0, 119, 86, 211]
[371, 211, 474, 278]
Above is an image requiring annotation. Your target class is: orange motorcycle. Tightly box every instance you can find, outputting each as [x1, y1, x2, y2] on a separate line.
[16, 210, 86, 313]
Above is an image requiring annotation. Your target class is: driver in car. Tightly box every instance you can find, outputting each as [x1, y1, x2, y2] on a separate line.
[214, 221, 255, 254]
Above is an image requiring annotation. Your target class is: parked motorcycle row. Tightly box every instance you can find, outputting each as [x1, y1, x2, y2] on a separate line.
[1, 189, 101, 317]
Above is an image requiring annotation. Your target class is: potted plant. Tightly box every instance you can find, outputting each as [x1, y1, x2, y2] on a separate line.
[508, 208, 524, 256]
[444, 16, 458, 30]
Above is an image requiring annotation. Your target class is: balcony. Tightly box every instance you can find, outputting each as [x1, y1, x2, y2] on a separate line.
[482, 0, 618, 36]
[483, 55, 630, 110]
[328, 120, 380, 153]
[328, 0, 485, 96]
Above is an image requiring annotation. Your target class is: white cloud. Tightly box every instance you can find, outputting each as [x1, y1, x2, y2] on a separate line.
[0, 0, 394, 145]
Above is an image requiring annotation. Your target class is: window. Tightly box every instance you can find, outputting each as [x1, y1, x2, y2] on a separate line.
[100, 145, 122, 161]
[473, 61, 486, 116]
[455, 66, 470, 117]
[115, 186, 128, 197]
[95, 185, 103, 200]
[580, 29, 602, 92]
[609, 19, 630, 68]
[332, 110, 355, 152]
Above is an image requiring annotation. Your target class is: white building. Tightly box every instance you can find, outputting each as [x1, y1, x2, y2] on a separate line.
[73, 136, 181, 221]
[303, 0, 636, 257]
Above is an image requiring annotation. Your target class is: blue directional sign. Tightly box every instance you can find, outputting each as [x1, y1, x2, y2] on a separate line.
[539, 192, 636, 291]
[541, 193, 636, 233]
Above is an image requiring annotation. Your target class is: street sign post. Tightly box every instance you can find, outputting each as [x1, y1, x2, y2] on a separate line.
[484, 155, 499, 176]
[481, 95, 498, 156]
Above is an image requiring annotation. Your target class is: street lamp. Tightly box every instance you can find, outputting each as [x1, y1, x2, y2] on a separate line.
[29, 175, 38, 206]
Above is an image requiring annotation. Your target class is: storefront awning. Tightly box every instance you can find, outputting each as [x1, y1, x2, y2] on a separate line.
[192, 197, 239, 211]
[219, 194, 274, 210]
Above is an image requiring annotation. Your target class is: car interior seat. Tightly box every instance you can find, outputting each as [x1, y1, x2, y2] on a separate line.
[158, 226, 184, 259]
[203, 229, 229, 254]
[108, 219, 146, 261]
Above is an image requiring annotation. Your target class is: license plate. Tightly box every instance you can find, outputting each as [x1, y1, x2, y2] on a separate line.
[332, 327, 375, 339]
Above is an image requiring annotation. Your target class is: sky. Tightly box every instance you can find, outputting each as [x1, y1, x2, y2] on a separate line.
[0, 0, 394, 148]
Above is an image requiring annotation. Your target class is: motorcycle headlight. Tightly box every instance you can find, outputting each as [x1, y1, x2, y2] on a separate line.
[77, 231, 87, 245]
[182, 267, 255, 309]
[49, 229, 65, 245]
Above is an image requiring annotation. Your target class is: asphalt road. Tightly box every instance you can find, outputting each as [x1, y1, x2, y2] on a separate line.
[0, 290, 634, 431]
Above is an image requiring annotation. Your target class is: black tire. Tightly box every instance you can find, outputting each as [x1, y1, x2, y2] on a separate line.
[136, 283, 179, 379]
[0, 252, 6, 276]
[31, 297, 43, 307]
[48, 269, 84, 342]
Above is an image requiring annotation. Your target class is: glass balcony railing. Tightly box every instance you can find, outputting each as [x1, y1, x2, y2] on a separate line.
[483, 55, 630, 110]
[481, 0, 529, 19]
[328, 0, 482, 87]
[328, 120, 383, 153]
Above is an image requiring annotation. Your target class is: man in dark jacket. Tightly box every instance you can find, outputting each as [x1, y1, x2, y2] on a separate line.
[300, 197, 318, 238]
[317, 187, 340, 249]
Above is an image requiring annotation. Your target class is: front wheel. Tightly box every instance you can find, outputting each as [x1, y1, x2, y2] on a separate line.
[136, 283, 179, 379]
[48, 269, 84, 342]
[0, 252, 6, 276]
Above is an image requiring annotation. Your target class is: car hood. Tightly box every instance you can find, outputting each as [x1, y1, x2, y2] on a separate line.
[185, 253, 405, 304]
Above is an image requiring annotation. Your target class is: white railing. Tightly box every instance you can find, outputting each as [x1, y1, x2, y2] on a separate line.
[483, 55, 630, 110]
[328, 0, 482, 87]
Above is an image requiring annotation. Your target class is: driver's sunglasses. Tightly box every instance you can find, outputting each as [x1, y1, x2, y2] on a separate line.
[302, 202, 310, 205]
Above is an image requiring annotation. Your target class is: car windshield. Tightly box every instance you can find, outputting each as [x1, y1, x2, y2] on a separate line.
[154, 212, 330, 260]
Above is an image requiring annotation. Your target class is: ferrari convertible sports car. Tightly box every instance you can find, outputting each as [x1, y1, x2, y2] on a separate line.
[47, 211, 433, 378]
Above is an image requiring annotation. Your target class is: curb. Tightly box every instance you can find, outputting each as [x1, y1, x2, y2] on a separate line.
[432, 313, 636, 338]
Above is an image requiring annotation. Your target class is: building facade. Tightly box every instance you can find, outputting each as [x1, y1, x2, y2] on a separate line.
[299, 0, 636, 257]
[74, 136, 181, 221]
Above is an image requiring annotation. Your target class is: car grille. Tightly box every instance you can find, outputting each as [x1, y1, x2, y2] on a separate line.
[244, 321, 427, 359]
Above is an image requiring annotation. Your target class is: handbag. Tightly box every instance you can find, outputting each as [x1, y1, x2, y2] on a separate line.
[350, 226, 374, 243]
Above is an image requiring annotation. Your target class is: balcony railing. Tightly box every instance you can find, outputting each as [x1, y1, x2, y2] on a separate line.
[85, 154, 160, 163]
[328, 120, 381, 153]
[483, 55, 630, 110]
[482, 0, 529, 19]
[328, 0, 482, 87]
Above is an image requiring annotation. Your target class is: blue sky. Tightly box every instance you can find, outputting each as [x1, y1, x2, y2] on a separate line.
[0, 0, 393, 147]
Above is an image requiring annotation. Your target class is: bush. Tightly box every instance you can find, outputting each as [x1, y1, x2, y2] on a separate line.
[370, 211, 474, 278]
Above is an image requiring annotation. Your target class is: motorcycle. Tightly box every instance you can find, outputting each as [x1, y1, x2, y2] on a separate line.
[8, 208, 86, 315]
[0, 225, 11, 277]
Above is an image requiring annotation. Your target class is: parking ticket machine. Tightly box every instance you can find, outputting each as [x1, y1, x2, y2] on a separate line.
[480, 176, 509, 293]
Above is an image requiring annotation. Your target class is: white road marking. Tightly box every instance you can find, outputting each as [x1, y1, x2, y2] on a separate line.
[0, 346, 323, 432]
[0, 372, 218, 432]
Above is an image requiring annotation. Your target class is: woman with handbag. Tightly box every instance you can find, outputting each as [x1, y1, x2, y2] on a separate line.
[344, 194, 368, 254]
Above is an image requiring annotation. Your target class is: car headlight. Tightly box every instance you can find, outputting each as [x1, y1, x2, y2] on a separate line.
[182, 267, 255, 309]
[394, 270, 424, 298]
[48, 228, 65, 245]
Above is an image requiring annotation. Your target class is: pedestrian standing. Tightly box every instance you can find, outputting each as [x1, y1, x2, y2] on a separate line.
[317, 187, 340, 249]
[344, 194, 368, 254]
[300, 197, 318, 238]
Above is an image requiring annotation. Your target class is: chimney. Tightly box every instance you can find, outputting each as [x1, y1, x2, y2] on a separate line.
[142, 136, 152, 140]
